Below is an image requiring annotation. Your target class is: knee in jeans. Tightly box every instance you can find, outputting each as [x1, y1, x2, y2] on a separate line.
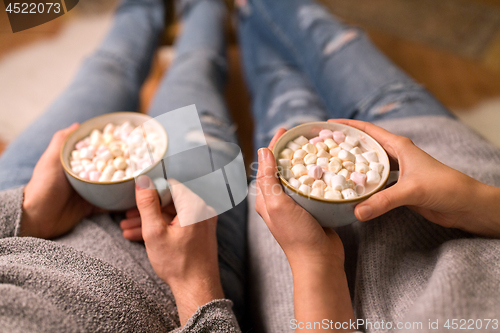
[358, 82, 424, 116]
[323, 29, 359, 56]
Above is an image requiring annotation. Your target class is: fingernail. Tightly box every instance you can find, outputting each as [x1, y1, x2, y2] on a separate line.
[357, 205, 373, 220]
[258, 148, 269, 161]
[136, 175, 151, 190]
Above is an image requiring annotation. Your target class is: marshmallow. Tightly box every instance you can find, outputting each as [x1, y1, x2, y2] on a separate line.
[84, 163, 96, 173]
[369, 162, 384, 174]
[329, 147, 341, 157]
[350, 147, 362, 155]
[338, 150, 355, 163]
[112, 170, 125, 181]
[299, 175, 315, 186]
[347, 179, 356, 189]
[299, 184, 311, 195]
[324, 138, 338, 149]
[302, 143, 317, 154]
[294, 136, 309, 146]
[71, 150, 80, 160]
[315, 142, 328, 152]
[355, 154, 368, 164]
[325, 190, 343, 200]
[339, 142, 353, 151]
[292, 164, 308, 178]
[292, 157, 304, 166]
[366, 170, 381, 185]
[304, 153, 318, 165]
[328, 159, 342, 173]
[316, 157, 329, 168]
[308, 165, 324, 180]
[362, 151, 379, 163]
[288, 177, 301, 189]
[70, 160, 81, 168]
[90, 129, 103, 146]
[110, 143, 124, 157]
[317, 149, 331, 158]
[341, 188, 358, 199]
[310, 187, 324, 198]
[337, 168, 350, 179]
[322, 171, 335, 187]
[312, 180, 327, 190]
[113, 157, 127, 170]
[280, 148, 294, 160]
[333, 131, 345, 143]
[75, 140, 88, 150]
[97, 150, 113, 162]
[319, 129, 334, 140]
[278, 159, 292, 169]
[342, 161, 355, 172]
[309, 136, 324, 145]
[287, 141, 301, 151]
[306, 164, 315, 171]
[281, 168, 293, 180]
[80, 147, 95, 160]
[330, 174, 348, 191]
[89, 171, 101, 181]
[293, 149, 307, 159]
[79, 171, 89, 180]
[355, 163, 370, 174]
[345, 135, 359, 147]
[350, 172, 367, 186]
[103, 123, 115, 135]
[96, 160, 106, 172]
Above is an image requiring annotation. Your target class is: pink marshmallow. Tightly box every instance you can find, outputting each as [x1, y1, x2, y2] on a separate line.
[75, 140, 88, 150]
[350, 172, 367, 186]
[308, 165, 324, 180]
[319, 129, 334, 140]
[333, 131, 345, 144]
[309, 136, 324, 145]
[89, 171, 101, 181]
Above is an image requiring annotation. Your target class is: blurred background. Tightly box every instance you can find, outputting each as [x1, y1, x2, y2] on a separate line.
[1, 0, 499, 165]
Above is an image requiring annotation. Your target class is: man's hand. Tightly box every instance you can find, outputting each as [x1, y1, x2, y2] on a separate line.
[21, 124, 100, 239]
[134, 176, 224, 326]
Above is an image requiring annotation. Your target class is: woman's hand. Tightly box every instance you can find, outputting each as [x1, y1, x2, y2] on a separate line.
[21, 124, 101, 239]
[256, 130, 354, 331]
[329, 119, 500, 238]
[133, 176, 224, 326]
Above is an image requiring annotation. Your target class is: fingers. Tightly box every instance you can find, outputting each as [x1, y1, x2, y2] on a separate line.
[268, 128, 287, 150]
[256, 148, 295, 219]
[328, 119, 402, 157]
[41, 123, 79, 166]
[135, 175, 166, 238]
[120, 217, 141, 229]
[123, 227, 143, 241]
[354, 183, 412, 221]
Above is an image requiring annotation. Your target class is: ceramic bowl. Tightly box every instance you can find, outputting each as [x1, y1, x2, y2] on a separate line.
[272, 121, 393, 228]
[60, 112, 168, 211]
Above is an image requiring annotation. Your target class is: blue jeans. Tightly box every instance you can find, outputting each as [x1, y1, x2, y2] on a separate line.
[237, 0, 454, 151]
[0, 0, 246, 323]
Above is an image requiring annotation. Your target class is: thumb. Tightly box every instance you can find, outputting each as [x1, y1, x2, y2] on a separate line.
[355, 183, 410, 221]
[135, 175, 165, 234]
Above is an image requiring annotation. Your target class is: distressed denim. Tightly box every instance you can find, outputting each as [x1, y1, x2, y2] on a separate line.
[237, 0, 453, 151]
[0, 0, 246, 322]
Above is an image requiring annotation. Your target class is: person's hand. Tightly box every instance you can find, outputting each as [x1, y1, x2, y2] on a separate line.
[21, 124, 101, 239]
[329, 119, 500, 238]
[255, 129, 344, 268]
[133, 176, 224, 326]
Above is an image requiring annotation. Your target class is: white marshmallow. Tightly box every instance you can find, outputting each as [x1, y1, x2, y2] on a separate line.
[280, 148, 294, 160]
[345, 135, 359, 147]
[293, 135, 309, 146]
[355, 163, 370, 173]
[350, 147, 362, 155]
[304, 153, 318, 165]
[299, 175, 315, 186]
[317, 149, 331, 158]
[329, 147, 341, 157]
[369, 162, 384, 174]
[338, 150, 355, 163]
[330, 174, 348, 191]
[278, 159, 292, 169]
[355, 154, 368, 164]
[342, 161, 355, 172]
[71, 150, 80, 160]
[310, 187, 324, 198]
[339, 142, 353, 151]
[322, 171, 335, 187]
[287, 141, 301, 151]
[366, 170, 381, 185]
[337, 168, 350, 179]
[328, 159, 342, 173]
[292, 157, 304, 166]
[315, 142, 328, 152]
[288, 177, 301, 189]
[324, 138, 338, 150]
[113, 157, 127, 170]
[84, 163, 97, 172]
[325, 190, 343, 200]
[302, 143, 317, 154]
[316, 157, 329, 168]
[96, 160, 106, 172]
[341, 188, 358, 199]
[293, 149, 307, 159]
[312, 180, 327, 190]
[72, 165, 84, 174]
[362, 151, 379, 163]
[299, 184, 311, 195]
[291, 164, 308, 178]
[281, 168, 293, 180]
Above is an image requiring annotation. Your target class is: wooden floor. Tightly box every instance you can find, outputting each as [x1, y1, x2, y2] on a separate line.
[1, 0, 500, 161]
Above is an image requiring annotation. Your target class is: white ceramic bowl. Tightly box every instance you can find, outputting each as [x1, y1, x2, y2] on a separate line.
[272, 121, 391, 228]
[60, 112, 168, 211]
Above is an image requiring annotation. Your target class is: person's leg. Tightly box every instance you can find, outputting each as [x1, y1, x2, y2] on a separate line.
[0, 0, 164, 190]
[237, 0, 453, 123]
[146, 0, 248, 323]
[238, 8, 329, 152]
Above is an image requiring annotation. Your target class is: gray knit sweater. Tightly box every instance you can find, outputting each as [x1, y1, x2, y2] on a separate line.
[0, 189, 240, 332]
[247, 116, 500, 332]
[1, 116, 500, 333]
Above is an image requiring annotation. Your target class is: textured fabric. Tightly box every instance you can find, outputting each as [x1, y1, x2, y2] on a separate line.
[247, 116, 500, 333]
[0, 197, 241, 332]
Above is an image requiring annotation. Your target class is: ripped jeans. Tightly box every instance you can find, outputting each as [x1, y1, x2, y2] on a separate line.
[237, 0, 454, 151]
[0, 0, 247, 322]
